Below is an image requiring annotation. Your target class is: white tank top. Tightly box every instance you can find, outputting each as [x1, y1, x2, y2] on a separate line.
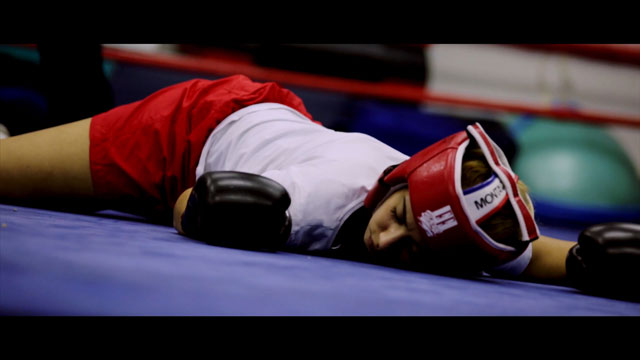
[195, 103, 531, 276]
[196, 103, 408, 252]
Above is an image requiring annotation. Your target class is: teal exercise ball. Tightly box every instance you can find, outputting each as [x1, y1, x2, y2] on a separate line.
[512, 118, 640, 207]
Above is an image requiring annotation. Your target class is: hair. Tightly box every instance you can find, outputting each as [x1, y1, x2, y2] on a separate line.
[460, 140, 533, 249]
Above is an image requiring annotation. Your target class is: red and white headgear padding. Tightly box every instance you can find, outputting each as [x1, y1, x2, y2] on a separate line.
[364, 123, 540, 270]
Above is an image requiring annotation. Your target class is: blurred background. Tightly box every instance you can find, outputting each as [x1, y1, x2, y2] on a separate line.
[0, 43, 638, 226]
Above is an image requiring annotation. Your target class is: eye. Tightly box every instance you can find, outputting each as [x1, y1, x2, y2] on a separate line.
[391, 207, 405, 225]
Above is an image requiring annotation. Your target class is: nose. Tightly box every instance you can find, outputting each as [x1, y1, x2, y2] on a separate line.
[377, 224, 410, 250]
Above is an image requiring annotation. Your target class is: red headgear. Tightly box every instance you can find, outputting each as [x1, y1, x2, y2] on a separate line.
[364, 123, 539, 270]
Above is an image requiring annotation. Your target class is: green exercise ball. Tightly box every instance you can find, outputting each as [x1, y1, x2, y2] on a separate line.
[511, 118, 640, 207]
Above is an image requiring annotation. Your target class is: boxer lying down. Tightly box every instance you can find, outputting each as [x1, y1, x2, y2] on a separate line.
[1, 75, 638, 300]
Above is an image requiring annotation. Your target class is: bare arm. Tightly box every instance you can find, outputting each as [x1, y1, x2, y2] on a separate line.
[173, 187, 193, 234]
[518, 235, 576, 285]
[0, 119, 99, 211]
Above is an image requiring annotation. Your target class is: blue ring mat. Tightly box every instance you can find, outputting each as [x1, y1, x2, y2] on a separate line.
[1, 204, 639, 316]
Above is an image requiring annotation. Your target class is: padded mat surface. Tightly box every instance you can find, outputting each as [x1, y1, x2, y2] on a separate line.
[1, 204, 639, 315]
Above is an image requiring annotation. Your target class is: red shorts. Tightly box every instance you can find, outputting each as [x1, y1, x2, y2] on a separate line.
[89, 75, 313, 215]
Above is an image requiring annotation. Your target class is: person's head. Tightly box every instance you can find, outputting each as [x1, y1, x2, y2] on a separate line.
[363, 123, 538, 274]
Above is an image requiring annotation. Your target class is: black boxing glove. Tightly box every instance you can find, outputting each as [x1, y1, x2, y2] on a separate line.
[181, 171, 292, 251]
[566, 222, 640, 300]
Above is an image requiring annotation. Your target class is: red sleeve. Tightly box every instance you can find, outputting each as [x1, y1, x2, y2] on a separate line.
[89, 75, 313, 216]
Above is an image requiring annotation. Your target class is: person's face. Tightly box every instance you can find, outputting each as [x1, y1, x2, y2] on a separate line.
[363, 189, 427, 269]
